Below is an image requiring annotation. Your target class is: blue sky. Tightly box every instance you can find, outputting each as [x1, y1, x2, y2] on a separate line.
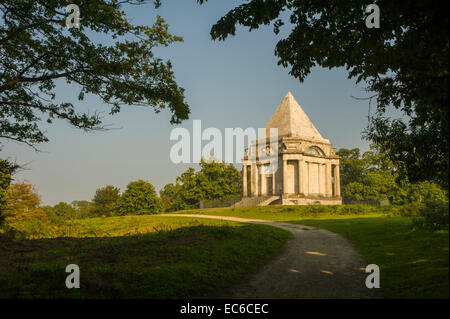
[1, 1, 397, 205]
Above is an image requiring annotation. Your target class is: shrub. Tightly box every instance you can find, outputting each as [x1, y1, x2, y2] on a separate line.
[392, 181, 448, 205]
[277, 204, 385, 217]
[413, 200, 449, 231]
[395, 202, 425, 217]
[3, 214, 67, 239]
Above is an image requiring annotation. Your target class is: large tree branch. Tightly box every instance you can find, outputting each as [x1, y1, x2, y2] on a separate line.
[0, 68, 92, 93]
[0, 19, 62, 44]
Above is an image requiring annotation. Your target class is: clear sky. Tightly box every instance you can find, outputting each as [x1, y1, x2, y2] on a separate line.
[1, 1, 396, 205]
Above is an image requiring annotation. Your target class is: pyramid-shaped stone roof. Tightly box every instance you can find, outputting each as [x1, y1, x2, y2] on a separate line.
[263, 92, 328, 142]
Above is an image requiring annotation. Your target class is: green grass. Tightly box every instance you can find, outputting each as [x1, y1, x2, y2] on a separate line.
[0, 216, 291, 298]
[2, 205, 448, 299]
[173, 204, 391, 221]
[297, 217, 449, 299]
[175, 205, 449, 298]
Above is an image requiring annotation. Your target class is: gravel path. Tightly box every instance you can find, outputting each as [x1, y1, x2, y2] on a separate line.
[165, 214, 383, 299]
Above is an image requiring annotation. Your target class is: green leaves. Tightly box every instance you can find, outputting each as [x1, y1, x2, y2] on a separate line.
[160, 159, 242, 212]
[199, 0, 449, 189]
[92, 185, 121, 216]
[0, 0, 190, 148]
[0, 158, 15, 222]
[337, 145, 447, 204]
[53, 202, 76, 218]
[115, 180, 162, 215]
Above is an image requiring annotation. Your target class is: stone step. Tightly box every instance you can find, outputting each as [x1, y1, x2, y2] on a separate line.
[257, 196, 281, 206]
[230, 195, 280, 207]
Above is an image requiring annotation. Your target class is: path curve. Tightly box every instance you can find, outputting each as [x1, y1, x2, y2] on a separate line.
[165, 214, 383, 299]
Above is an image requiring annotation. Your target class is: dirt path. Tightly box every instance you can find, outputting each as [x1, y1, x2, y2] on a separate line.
[165, 214, 382, 299]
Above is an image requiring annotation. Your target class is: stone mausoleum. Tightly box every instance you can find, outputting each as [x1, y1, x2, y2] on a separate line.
[240, 92, 342, 206]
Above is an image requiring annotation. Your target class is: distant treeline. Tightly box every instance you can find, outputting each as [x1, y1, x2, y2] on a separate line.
[0, 145, 447, 225]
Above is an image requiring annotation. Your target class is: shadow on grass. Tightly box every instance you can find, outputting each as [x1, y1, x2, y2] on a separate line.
[0, 223, 290, 299]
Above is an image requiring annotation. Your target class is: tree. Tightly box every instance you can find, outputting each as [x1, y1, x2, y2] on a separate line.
[198, 0, 449, 189]
[196, 159, 242, 199]
[115, 180, 162, 215]
[4, 181, 50, 221]
[344, 171, 398, 203]
[71, 200, 95, 218]
[160, 159, 242, 211]
[0, 158, 16, 222]
[336, 146, 447, 204]
[92, 185, 120, 216]
[0, 0, 189, 149]
[392, 181, 448, 206]
[53, 201, 76, 218]
[337, 147, 398, 202]
[335, 148, 366, 186]
[159, 182, 183, 212]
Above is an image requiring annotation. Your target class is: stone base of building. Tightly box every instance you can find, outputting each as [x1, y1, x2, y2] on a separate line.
[233, 194, 342, 207]
[280, 194, 342, 205]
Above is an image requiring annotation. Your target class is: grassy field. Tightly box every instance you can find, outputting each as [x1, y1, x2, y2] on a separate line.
[0, 216, 291, 298]
[1, 205, 448, 299]
[171, 206, 449, 298]
[174, 205, 449, 299]
[173, 204, 392, 221]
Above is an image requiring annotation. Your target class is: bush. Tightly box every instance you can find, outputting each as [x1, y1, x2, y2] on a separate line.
[2, 214, 67, 239]
[394, 202, 425, 217]
[277, 204, 383, 217]
[392, 181, 448, 205]
[413, 200, 449, 231]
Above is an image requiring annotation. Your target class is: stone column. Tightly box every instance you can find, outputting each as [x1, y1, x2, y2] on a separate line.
[320, 164, 326, 195]
[242, 164, 248, 197]
[326, 163, 332, 196]
[250, 163, 256, 197]
[306, 162, 311, 195]
[282, 158, 288, 195]
[298, 159, 303, 194]
[335, 164, 341, 196]
[260, 165, 267, 196]
[272, 170, 276, 195]
[317, 164, 322, 195]
[255, 164, 259, 197]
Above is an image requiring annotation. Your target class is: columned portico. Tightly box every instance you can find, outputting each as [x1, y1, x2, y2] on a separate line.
[241, 92, 342, 205]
